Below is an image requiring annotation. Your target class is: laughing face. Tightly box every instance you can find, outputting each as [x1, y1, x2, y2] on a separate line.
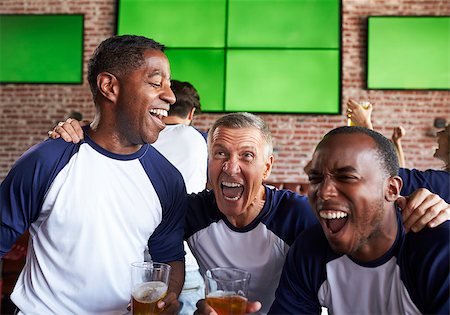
[115, 49, 175, 146]
[307, 133, 399, 261]
[208, 126, 273, 227]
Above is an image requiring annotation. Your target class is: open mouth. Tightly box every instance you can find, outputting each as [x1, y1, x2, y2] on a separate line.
[221, 181, 244, 201]
[319, 210, 349, 234]
[149, 108, 168, 120]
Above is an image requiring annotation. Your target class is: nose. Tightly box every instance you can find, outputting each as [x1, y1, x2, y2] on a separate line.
[316, 176, 337, 200]
[222, 157, 240, 176]
[162, 83, 176, 105]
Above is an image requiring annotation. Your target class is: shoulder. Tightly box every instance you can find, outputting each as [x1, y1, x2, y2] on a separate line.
[403, 221, 450, 255]
[185, 190, 222, 235]
[399, 168, 450, 202]
[400, 222, 450, 313]
[262, 187, 318, 245]
[140, 145, 186, 199]
[400, 168, 450, 179]
[6, 138, 80, 180]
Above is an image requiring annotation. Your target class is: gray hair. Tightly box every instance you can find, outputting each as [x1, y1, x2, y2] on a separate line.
[207, 112, 273, 158]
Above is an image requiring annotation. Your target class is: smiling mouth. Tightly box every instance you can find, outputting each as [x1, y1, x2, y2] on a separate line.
[221, 181, 244, 201]
[149, 108, 168, 120]
[320, 210, 349, 234]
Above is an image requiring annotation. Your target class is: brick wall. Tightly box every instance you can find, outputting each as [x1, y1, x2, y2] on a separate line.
[1, 0, 449, 182]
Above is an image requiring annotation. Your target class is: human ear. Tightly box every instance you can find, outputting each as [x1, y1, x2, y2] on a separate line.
[187, 107, 196, 121]
[97, 72, 119, 103]
[262, 154, 274, 181]
[385, 176, 402, 202]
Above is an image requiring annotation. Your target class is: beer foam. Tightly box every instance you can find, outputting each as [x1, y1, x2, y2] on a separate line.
[207, 290, 246, 298]
[132, 281, 168, 303]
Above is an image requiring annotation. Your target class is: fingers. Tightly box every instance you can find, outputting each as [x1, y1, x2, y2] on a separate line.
[426, 203, 450, 228]
[194, 299, 217, 315]
[400, 188, 448, 232]
[53, 118, 84, 143]
[47, 130, 60, 139]
[158, 292, 180, 315]
[246, 301, 262, 313]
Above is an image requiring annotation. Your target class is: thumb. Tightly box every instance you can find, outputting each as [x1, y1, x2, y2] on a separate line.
[396, 195, 407, 211]
[396, 195, 411, 232]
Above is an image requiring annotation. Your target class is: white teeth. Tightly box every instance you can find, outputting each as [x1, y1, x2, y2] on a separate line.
[149, 109, 168, 117]
[224, 196, 240, 201]
[320, 211, 348, 220]
[222, 182, 242, 188]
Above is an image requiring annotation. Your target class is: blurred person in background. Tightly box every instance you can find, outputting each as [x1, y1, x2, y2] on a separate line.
[346, 98, 449, 205]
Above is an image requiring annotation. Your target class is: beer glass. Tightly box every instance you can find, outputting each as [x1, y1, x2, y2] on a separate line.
[131, 262, 171, 315]
[205, 267, 250, 315]
[348, 101, 371, 126]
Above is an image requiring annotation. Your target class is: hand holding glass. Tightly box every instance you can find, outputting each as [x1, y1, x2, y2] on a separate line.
[205, 267, 250, 315]
[131, 262, 171, 315]
[347, 101, 371, 126]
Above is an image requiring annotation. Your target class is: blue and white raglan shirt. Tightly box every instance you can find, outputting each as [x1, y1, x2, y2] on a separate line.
[269, 210, 450, 314]
[0, 130, 186, 314]
[399, 168, 450, 203]
[185, 186, 318, 314]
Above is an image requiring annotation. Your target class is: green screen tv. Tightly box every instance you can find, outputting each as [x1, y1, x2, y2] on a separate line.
[0, 14, 84, 84]
[116, 0, 341, 114]
[367, 16, 450, 90]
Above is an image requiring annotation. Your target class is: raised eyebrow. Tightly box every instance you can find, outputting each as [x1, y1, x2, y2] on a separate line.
[239, 145, 257, 153]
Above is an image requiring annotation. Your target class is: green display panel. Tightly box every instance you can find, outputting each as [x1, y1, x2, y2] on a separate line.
[0, 14, 84, 84]
[116, 0, 341, 113]
[367, 16, 450, 90]
[225, 50, 339, 113]
[165, 49, 225, 111]
[228, 0, 339, 48]
[117, 0, 226, 47]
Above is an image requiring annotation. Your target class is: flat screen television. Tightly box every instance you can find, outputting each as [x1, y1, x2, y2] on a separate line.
[367, 16, 450, 90]
[0, 14, 84, 84]
[116, 0, 341, 113]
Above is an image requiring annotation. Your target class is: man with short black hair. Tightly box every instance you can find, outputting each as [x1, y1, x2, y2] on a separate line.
[269, 126, 449, 314]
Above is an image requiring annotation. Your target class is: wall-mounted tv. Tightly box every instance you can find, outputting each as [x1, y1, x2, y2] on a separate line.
[0, 14, 84, 84]
[116, 0, 341, 114]
[367, 16, 450, 90]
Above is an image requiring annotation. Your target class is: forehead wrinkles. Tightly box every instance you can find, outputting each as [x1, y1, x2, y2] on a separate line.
[212, 127, 263, 149]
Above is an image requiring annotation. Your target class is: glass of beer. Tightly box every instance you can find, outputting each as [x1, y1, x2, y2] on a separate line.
[205, 267, 250, 315]
[131, 262, 171, 315]
[347, 101, 371, 126]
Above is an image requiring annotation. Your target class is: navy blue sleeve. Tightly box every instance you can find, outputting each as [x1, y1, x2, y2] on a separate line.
[184, 190, 221, 239]
[1, 139, 80, 257]
[401, 221, 450, 314]
[264, 188, 318, 246]
[399, 168, 450, 203]
[142, 147, 187, 263]
[269, 224, 328, 315]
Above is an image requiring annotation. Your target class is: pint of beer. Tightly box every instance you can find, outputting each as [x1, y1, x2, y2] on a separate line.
[347, 101, 371, 126]
[205, 267, 250, 315]
[131, 262, 171, 315]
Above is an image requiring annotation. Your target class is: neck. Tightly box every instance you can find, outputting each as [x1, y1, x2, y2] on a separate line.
[227, 186, 266, 228]
[87, 116, 142, 155]
[350, 206, 398, 262]
[163, 115, 191, 126]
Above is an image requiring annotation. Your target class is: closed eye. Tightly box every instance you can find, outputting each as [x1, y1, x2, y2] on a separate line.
[335, 174, 359, 182]
[308, 175, 323, 184]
